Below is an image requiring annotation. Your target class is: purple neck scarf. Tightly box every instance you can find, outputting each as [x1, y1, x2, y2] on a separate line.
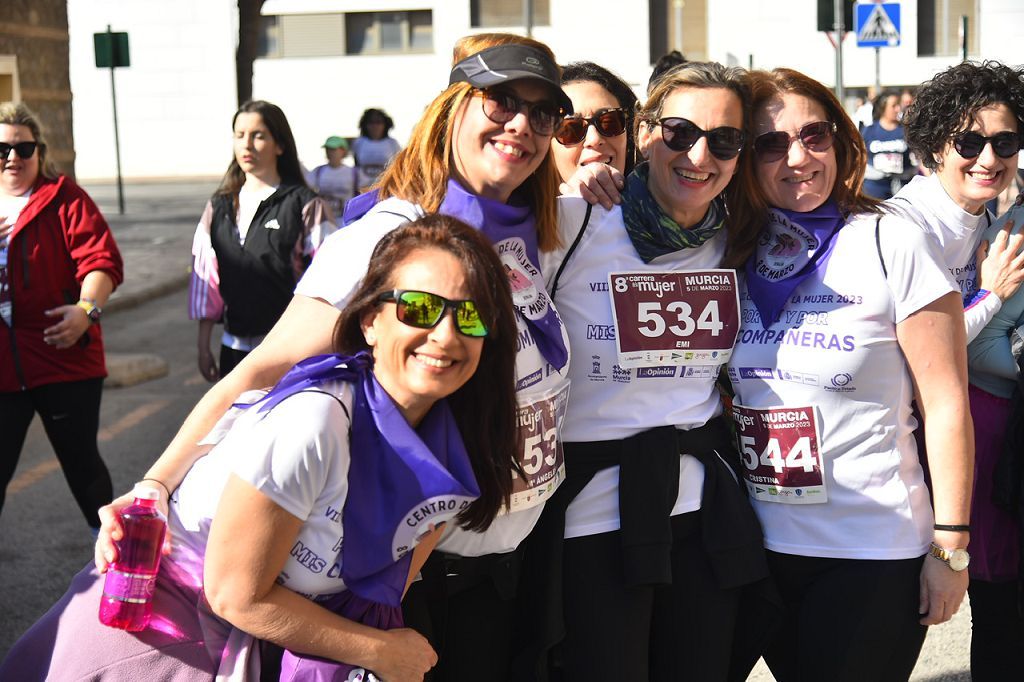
[234, 352, 480, 680]
[344, 180, 569, 371]
[744, 201, 845, 329]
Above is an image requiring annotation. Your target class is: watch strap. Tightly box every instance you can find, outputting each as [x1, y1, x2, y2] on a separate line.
[76, 298, 102, 323]
[929, 542, 970, 571]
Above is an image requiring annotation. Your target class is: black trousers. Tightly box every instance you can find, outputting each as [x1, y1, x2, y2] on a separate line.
[0, 378, 111, 528]
[558, 511, 740, 681]
[219, 345, 250, 378]
[403, 550, 520, 681]
[968, 578, 1024, 682]
[763, 551, 927, 682]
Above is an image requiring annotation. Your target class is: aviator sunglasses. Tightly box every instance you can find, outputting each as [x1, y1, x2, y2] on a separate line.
[952, 130, 1022, 160]
[377, 289, 489, 338]
[0, 141, 38, 160]
[473, 89, 564, 137]
[754, 121, 836, 163]
[555, 108, 628, 146]
[649, 118, 745, 160]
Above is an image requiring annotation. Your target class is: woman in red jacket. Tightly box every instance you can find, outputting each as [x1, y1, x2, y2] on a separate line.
[0, 102, 124, 533]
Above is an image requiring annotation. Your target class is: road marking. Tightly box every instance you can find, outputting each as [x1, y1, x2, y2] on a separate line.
[8, 399, 172, 494]
[98, 400, 171, 443]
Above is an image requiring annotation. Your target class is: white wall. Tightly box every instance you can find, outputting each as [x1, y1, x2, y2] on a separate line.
[709, 0, 1024, 100]
[68, 0, 238, 180]
[253, 0, 652, 172]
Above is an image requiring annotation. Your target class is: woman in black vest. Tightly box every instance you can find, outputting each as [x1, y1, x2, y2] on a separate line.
[188, 100, 335, 380]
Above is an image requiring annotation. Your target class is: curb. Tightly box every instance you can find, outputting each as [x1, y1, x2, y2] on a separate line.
[105, 353, 170, 388]
[104, 272, 191, 315]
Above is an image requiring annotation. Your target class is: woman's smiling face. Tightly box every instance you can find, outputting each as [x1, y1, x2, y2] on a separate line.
[450, 80, 554, 203]
[552, 80, 628, 182]
[362, 247, 484, 426]
[935, 103, 1020, 215]
[636, 86, 743, 228]
[753, 92, 838, 213]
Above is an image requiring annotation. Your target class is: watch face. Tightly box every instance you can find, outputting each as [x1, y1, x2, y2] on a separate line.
[949, 549, 970, 572]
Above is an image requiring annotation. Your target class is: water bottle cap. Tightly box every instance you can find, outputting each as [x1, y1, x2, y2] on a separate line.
[132, 484, 162, 501]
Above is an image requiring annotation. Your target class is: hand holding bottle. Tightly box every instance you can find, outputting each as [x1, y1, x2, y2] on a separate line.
[98, 485, 168, 631]
[95, 481, 172, 573]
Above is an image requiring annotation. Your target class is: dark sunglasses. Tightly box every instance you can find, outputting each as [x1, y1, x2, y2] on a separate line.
[474, 89, 564, 137]
[952, 130, 1022, 159]
[649, 118, 745, 160]
[754, 121, 836, 163]
[0, 141, 38, 160]
[377, 289, 489, 338]
[554, 108, 628, 146]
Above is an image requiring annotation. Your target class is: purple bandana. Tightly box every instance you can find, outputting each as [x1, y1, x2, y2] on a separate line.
[745, 201, 845, 329]
[343, 181, 569, 371]
[234, 352, 480, 680]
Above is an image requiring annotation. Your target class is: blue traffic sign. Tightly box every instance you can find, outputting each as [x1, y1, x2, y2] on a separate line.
[856, 2, 901, 47]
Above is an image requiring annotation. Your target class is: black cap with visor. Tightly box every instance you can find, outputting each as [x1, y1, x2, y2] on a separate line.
[449, 44, 573, 114]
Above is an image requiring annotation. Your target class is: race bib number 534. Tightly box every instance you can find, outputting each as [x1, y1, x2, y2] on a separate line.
[608, 270, 740, 367]
[731, 403, 827, 504]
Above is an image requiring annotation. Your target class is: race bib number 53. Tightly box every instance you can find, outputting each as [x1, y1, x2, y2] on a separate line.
[509, 382, 570, 512]
[731, 403, 827, 504]
[608, 270, 740, 367]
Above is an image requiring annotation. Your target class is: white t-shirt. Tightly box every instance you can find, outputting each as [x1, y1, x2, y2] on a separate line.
[351, 137, 402, 187]
[311, 164, 358, 215]
[0, 191, 31, 230]
[0, 190, 31, 269]
[295, 197, 571, 556]
[236, 185, 278, 244]
[727, 213, 957, 559]
[886, 173, 994, 341]
[542, 198, 728, 539]
[170, 381, 353, 600]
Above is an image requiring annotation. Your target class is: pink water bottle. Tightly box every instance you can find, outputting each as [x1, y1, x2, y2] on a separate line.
[98, 484, 167, 631]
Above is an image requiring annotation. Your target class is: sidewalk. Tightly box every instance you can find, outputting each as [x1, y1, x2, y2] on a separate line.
[82, 179, 217, 385]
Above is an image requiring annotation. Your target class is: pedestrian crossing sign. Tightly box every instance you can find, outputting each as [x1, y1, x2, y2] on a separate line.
[856, 2, 900, 47]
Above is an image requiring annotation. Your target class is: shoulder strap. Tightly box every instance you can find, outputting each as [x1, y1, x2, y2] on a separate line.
[875, 216, 888, 280]
[550, 203, 593, 302]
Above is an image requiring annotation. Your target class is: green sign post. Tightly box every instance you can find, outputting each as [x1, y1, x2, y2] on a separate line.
[93, 27, 129, 214]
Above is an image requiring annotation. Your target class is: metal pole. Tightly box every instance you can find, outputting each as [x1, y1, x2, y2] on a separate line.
[961, 15, 968, 62]
[874, 46, 881, 96]
[523, 0, 533, 38]
[833, 0, 845, 104]
[107, 25, 124, 215]
[673, 0, 685, 53]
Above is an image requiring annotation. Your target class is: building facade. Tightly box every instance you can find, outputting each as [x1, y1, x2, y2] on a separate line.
[1, 0, 75, 176]
[62, 0, 1023, 180]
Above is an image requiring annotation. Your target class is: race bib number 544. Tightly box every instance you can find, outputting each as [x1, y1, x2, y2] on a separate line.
[608, 270, 740, 368]
[731, 403, 827, 504]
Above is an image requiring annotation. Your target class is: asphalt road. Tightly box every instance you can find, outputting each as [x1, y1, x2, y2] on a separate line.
[0, 285, 211, 660]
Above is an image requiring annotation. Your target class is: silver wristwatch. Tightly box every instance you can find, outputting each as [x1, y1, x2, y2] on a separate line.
[929, 542, 970, 572]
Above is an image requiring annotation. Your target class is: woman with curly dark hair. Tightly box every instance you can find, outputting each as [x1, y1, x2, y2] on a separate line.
[895, 61, 1024, 681]
[892, 60, 1024, 342]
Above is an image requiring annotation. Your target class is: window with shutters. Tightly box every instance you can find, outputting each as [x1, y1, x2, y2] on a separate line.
[345, 11, 434, 55]
[258, 11, 433, 58]
[258, 14, 345, 58]
[470, 0, 550, 27]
